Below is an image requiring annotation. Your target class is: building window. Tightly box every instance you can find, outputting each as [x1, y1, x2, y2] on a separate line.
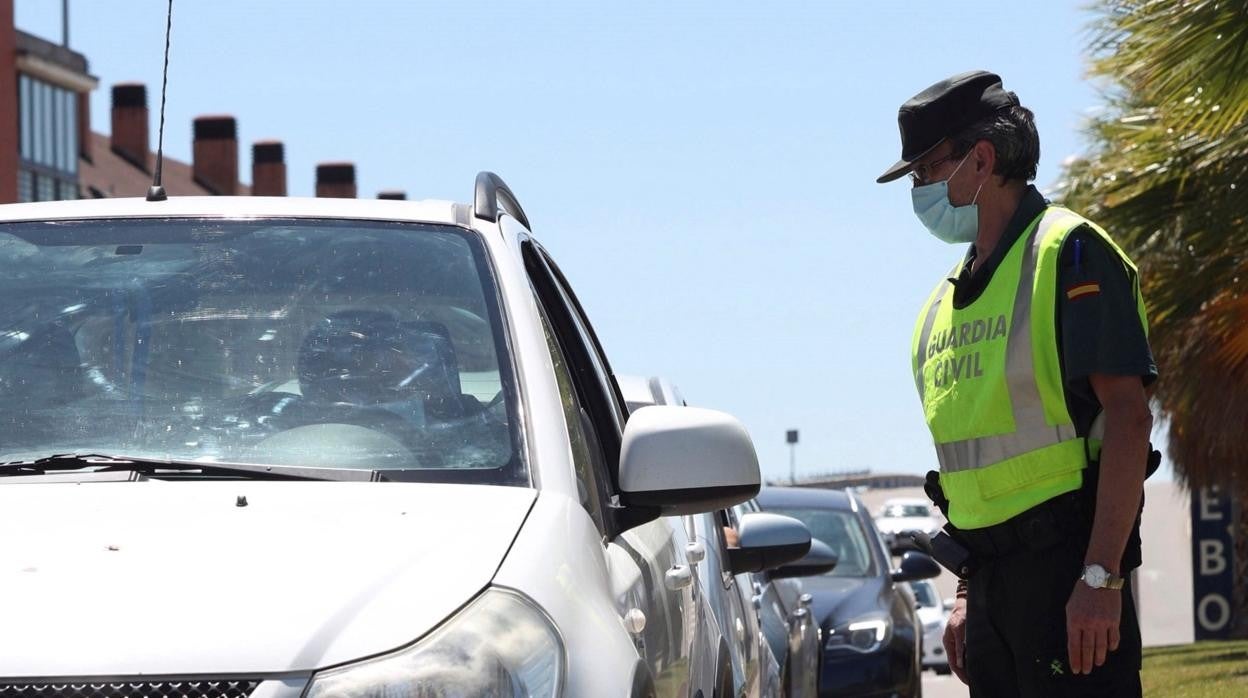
[57, 179, 78, 200]
[17, 73, 80, 202]
[17, 170, 33, 204]
[36, 174, 54, 202]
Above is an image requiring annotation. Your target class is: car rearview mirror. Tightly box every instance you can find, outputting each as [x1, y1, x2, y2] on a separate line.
[890, 550, 942, 583]
[769, 537, 838, 579]
[727, 512, 811, 575]
[618, 406, 760, 518]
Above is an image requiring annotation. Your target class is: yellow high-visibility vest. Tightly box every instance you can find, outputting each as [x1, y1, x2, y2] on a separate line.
[911, 206, 1148, 529]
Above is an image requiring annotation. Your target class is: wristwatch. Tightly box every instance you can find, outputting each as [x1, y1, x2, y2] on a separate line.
[1081, 563, 1125, 590]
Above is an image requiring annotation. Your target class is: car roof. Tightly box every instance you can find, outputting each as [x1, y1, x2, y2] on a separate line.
[616, 375, 657, 407]
[0, 196, 464, 227]
[881, 497, 931, 508]
[756, 485, 857, 512]
[617, 375, 685, 411]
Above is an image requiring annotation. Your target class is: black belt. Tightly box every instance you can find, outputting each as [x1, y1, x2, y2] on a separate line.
[950, 491, 1090, 559]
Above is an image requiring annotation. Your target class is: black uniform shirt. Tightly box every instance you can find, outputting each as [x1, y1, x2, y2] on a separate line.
[949, 185, 1158, 434]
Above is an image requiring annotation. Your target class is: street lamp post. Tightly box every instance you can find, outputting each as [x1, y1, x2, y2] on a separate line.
[786, 429, 799, 485]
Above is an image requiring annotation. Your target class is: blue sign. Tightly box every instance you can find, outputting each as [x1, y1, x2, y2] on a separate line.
[1191, 485, 1236, 640]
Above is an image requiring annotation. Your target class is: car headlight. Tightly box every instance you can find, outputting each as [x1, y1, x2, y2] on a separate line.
[824, 614, 891, 654]
[923, 618, 942, 633]
[304, 588, 564, 698]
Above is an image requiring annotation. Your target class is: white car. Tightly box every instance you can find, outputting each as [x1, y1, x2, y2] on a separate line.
[910, 579, 952, 674]
[874, 497, 942, 552]
[0, 173, 813, 697]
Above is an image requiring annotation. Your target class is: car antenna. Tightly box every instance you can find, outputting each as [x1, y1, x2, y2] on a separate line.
[146, 0, 173, 203]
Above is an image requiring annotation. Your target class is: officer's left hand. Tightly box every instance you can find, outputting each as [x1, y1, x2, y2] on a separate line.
[1065, 582, 1121, 674]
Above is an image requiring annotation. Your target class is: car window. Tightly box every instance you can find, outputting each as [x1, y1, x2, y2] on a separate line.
[0, 218, 522, 483]
[535, 296, 610, 533]
[910, 581, 938, 608]
[765, 507, 878, 577]
[523, 242, 628, 489]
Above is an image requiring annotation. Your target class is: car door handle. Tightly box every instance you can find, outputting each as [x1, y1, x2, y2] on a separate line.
[665, 565, 693, 591]
[685, 540, 706, 564]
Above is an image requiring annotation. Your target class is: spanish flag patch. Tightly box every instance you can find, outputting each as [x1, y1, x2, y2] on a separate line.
[1066, 281, 1101, 301]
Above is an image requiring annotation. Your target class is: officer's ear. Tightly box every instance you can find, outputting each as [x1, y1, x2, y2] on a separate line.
[970, 140, 997, 185]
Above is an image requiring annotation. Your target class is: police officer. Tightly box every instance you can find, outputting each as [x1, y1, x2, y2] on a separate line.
[877, 71, 1156, 696]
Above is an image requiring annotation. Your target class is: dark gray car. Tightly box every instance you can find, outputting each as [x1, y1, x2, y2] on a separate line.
[757, 487, 941, 698]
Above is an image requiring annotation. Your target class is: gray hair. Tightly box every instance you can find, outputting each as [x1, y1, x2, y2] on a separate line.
[950, 101, 1040, 183]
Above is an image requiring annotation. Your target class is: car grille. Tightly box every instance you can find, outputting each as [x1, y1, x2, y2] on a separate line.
[0, 680, 261, 698]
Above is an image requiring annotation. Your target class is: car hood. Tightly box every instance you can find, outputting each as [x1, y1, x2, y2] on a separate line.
[0, 480, 535, 677]
[798, 574, 885, 627]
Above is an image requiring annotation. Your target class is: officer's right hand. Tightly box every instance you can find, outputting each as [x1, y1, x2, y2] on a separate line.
[943, 597, 969, 685]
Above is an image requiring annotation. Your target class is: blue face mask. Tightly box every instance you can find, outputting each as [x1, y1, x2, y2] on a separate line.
[910, 150, 982, 244]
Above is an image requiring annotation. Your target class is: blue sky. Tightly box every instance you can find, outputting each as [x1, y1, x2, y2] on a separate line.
[19, 1, 1156, 483]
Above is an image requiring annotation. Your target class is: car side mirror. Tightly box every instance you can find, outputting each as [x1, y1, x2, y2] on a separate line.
[769, 537, 838, 579]
[727, 512, 811, 575]
[891, 550, 942, 583]
[618, 406, 760, 518]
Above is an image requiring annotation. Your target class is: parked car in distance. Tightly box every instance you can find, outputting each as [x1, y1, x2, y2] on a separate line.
[758, 487, 942, 698]
[909, 579, 952, 674]
[0, 175, 783, 697]
[874, 497, 942, 553]
[732, 497, 836, 698]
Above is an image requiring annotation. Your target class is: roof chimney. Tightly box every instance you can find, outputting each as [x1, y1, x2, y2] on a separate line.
[77, 91, 91, 161]
[377, 190, 406, 200]
[251, 141, 286, 196]
[110, 83, 149, 171]
[192, 115, 238, 195]
[315, 162, 356, 198]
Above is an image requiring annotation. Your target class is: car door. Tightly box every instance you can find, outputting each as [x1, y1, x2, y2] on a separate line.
[524, 240, 699, 697]
[694, 510, 756, 697]
[716, 504, 784, 697]
[769, 575, 818, 698]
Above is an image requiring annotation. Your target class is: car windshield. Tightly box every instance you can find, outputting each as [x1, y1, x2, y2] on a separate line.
[910, 581, 937, 608]
[767, 507, 877, 577]
[881, 504, 930, 518]
[0, 218, 522, 485]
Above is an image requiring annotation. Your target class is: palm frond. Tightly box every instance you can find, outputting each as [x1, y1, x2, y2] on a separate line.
[1062, 0, 1248, 491]
[1089, 0, 1248, 138]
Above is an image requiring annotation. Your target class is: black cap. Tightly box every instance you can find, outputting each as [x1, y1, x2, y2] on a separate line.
[877, 70, 1019, 183]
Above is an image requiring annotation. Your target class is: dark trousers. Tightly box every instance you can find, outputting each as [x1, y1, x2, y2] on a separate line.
[964, 534, 1142, 697]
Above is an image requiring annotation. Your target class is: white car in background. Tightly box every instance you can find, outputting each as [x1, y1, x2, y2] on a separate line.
[0, 173, 815, 697]
[910, 579, 952, 674]
[874, 497, 942, 553]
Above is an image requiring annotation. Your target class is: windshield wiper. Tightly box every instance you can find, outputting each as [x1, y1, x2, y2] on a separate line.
[0, 453, 378, 482]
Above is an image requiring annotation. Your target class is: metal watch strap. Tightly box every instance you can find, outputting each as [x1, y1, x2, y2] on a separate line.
[1083, 563, 1125, 590]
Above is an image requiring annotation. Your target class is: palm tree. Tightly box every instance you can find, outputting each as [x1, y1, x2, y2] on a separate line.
[1058, 0, 1248, 636]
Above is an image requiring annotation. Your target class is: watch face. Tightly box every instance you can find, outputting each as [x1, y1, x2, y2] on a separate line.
[1084, 565, 1108, 588]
